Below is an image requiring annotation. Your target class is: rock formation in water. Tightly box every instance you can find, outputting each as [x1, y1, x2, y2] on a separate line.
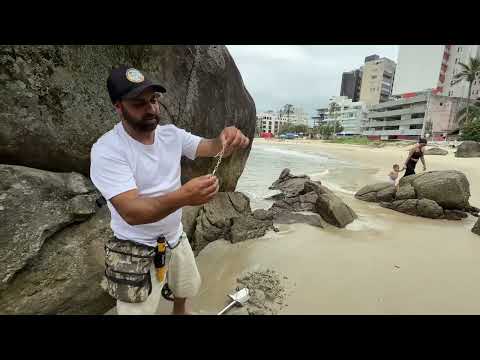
[355, 170, 479, 220]
[267, 169, 357, 228]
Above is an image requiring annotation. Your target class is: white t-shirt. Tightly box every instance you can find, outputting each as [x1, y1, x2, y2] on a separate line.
[90, 122, 202, 248]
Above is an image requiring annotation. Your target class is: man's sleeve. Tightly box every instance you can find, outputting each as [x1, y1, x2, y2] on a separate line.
[90, 144, 137, 200]
[176, 126, 203, 160]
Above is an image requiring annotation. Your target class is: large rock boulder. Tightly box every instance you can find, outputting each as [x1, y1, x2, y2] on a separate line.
[355, 182, 396, 202]
[455, 141, 480, 158]
[473, 218, 480, 236]
[380, 199, 444, 219]
[0, 165, 114, 314]
[192, 192, 274, 254]
[0, 165, 100, 288]
[0, 45, 255, 191]
[424, 147, 448, 155]
[268, 168, 313, 197]
[399, 171, 470, 210]
[268, 169, 357, 228]
[358, 171, 472, 220]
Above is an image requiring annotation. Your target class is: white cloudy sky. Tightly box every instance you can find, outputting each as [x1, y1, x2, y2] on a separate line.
[226, 45, 399, 120]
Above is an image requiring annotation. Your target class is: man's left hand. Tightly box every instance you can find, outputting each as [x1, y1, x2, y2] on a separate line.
[219, 126, 250, 157]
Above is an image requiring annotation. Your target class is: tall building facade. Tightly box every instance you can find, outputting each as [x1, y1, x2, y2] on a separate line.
[340, 69, 362, 102]
[257, 111, 285, 136]
[438, 45, 480, 100]
[392, 45, 445, 95]
[359, 57, 397, 105]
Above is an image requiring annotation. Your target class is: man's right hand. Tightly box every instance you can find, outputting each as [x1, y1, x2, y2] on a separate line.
[180, 175, 219, 206]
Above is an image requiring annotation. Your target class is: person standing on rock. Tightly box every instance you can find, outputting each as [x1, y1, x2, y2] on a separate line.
[403, 138, 427, 177]
[90, 66, 249, 315]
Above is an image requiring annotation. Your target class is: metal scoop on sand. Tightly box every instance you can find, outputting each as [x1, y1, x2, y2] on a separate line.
[217, 287, 250, 315]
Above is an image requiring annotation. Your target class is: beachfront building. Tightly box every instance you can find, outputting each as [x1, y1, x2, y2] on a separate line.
[256, 111, 285, 136]
[359, 55, 397, 105]
[438, 45, 480, 99]
[362, 93, 468, 141]
[313, 96, 367, 136]
[340, 68, 362, 102]
[278, 105, 310, 126]
[392, 45, 445, 96]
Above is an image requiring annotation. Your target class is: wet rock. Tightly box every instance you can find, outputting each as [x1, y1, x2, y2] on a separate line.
[355, 182, 393, 202]
[192, 192, 273, 253]
[444, 210, 469, 220]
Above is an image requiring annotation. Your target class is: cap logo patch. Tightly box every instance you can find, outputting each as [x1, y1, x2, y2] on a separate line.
[126, 68, 144, 83]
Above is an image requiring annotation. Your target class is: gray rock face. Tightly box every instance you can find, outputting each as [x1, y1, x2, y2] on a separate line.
[0, 193, 114, 314]
[268, 170, 356, 228]
[268, 168, 313, 197]
[355, 182, 394, 202]
[0, 165, 117, 314]
[424, 147, 448, 155]
[192, 192, 273, 254]
[455, 141, 480, 158]
[406, 171, 470, 209]
[0, 165, 100, 289]
[0, 45, 255, 191]
[396, 183, 416, 200]
[473, 218, 480, 236]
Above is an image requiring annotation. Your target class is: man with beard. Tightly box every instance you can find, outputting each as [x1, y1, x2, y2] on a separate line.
[90, 66, 249, 315]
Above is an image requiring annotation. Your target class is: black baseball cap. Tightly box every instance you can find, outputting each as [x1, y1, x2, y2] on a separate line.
[107, 65, 166, 104]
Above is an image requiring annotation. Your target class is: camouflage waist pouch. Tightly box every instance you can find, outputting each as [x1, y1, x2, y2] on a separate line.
[102, 237, 156, 303]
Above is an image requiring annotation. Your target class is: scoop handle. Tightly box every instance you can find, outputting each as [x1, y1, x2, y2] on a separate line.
[217, 300, 237, 315]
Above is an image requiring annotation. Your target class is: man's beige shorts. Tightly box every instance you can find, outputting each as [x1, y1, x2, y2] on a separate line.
[165, 232, 201, 299]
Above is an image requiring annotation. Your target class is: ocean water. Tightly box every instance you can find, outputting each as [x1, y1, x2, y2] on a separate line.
[236, 140, 378, 210]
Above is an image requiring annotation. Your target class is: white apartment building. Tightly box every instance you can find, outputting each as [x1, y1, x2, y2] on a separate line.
[256, 111, 285, 136]
[320, 96, 367, 135]
[279, 106, 310, 126]
[359, 57, 397, 105]
[392, 45, 445, 95]
[438, 45, 480, 99]
[362, 93, 467, 141]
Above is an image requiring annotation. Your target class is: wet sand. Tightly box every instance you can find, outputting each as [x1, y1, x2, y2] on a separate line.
[189, 139, 480, 315]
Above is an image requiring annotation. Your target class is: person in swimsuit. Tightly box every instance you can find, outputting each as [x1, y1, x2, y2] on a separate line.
[388, 164, 405, 186]
[403, 138, 427, 177]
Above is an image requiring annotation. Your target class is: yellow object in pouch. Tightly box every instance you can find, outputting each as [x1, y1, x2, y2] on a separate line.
[154, 236, 167, 282]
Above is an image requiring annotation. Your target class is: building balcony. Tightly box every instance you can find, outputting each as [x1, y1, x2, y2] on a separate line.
[364, 118, 424, 127]
[368, 108, 420, 118]
[362, 129, 422, 136]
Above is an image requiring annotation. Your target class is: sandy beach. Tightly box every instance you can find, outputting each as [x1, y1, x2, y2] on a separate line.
[188, 139, 480, 315]
[112, 138, 480, 315]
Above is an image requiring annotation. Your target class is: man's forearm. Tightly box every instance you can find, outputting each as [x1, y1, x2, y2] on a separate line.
[124, 190, 187, 225]
[196, 137, 223, 158]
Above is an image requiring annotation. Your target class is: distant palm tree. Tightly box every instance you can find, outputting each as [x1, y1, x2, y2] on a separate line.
[456, 100, 480, 124]
[452, 56, 480, 124]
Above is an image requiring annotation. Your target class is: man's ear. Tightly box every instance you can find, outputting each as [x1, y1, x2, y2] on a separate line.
[114, 101, 123, 117]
